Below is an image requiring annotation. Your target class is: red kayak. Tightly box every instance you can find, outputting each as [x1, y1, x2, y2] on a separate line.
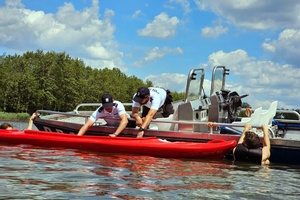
[0, 129, 236, 159]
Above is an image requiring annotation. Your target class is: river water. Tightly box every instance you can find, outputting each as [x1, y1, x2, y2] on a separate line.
[0, 122, 299, 199]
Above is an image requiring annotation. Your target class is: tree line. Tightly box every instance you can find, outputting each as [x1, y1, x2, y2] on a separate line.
[0, 50, 185, 114]
[1, 50, 298, 116]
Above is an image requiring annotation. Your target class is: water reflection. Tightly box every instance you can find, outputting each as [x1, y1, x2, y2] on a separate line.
[71, 151, 235, 196]
[0, 145, 233, 198]
[0, 144, 299, 199]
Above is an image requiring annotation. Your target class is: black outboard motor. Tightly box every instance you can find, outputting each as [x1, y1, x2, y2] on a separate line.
[221, 90, 248, 122]
[209, 90, 248, 123]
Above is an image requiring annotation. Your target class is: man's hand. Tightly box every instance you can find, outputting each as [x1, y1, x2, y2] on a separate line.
[137, 131, 144, 138]
[262, 124, 268, 135]
[135, 116, 143, 127]
[244, 123, 252, 132]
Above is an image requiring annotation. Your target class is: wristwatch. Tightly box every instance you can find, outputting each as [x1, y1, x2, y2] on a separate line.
[139, 127, 145, 131]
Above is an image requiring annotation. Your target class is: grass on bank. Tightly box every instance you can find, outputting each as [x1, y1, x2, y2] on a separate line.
[0, 112, 30, 122]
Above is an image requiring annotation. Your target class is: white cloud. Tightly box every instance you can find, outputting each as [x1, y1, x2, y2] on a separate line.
[5, 0, 24, 8]
[144, 72, 211, 99]
[262, 41, 276, 53]
[132, 10, 142, 18]
[262, 29, 300, 66]
[194, 0, 206, 10]
[0, 0, 127, 71]
[134, 46, 183, 66]
[137, 12, 180, 39]
[206, 49, 254, 71]
[142, 48, 299, 109]
[195, 1, 300, 30]
[201, 25, 228, 38]
[84, 42, 114, 60]
[170, 0, 191, 14]
[202, 49, 300, 109]
[145, 73, 187, 91]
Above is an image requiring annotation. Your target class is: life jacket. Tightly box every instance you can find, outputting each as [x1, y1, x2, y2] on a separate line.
[234, 143, 262, 164]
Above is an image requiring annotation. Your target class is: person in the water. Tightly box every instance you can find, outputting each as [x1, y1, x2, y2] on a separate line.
[233, 123, 271, 165]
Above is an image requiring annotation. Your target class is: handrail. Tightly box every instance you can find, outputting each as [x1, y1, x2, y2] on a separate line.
[73, 103, 134, 113]
[37, 110, 90, 117]
[275, 110, 300, 121]
[36, 109, 265, 130]
[74, 103, 101, 112]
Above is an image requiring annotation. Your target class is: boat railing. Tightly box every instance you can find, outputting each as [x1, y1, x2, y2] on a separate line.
[38, 110, 90, 118]
[36, 109, 265, 135]
[274, 110, 300, 123]
[73, 103, 141, 115]
[74, 103, 101, 113]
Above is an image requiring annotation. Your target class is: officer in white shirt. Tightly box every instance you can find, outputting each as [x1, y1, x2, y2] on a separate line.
[77, 94, 135, 137]
[132, 87, 174, 138]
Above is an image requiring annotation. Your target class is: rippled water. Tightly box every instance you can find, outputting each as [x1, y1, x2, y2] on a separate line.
[0, 144, 299, 200]
[0, 122, 299, 199]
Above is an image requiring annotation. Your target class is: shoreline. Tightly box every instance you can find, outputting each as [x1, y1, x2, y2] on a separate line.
[0, 112, 30, 122]
[0, 119, 29, 122]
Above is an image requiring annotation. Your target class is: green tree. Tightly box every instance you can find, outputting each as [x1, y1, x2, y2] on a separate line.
[171, 91, 185, 101]
[241, 102, 251, 108]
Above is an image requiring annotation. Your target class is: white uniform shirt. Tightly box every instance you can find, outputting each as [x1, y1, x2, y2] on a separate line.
[132, 87, 166, 110]
[89, 100, 130, 126]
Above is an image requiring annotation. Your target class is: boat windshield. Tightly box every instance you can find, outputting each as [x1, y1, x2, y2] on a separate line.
[184, 68, 204, 102]
[210, 66, 227, 96]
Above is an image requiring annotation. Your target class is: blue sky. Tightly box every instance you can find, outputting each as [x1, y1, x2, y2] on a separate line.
[0, 0, 299, 109]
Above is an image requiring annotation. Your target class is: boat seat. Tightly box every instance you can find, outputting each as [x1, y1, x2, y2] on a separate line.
[260, 101, 278, 126]
[153, 108, 179, 131]
[148, 123, 159, 130]
[231, 107, 262, 132]
[231, 102, 278, 137]
[254, 101, 278, 137]
[153, 114, 174, 131]
[149, 100, 182, 131]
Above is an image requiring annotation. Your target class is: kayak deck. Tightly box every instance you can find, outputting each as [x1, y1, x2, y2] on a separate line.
[0, 129, 236, 159]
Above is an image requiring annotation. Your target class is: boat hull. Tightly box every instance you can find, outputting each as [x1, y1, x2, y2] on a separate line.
[0, 129, 236, 159]
[33, 118, 300, 164]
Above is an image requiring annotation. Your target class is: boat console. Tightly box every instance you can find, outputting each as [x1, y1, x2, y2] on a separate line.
[175, 66, 248, 132]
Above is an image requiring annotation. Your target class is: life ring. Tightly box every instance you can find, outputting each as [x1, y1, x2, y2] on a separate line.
[245, 108, 252, 117]
[206, 122, 214, 128]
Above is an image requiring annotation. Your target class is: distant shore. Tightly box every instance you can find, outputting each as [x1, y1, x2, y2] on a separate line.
[0, 112, 30, 122]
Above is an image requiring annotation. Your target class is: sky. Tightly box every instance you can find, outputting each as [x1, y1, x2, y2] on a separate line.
[0, 0, 299, 109]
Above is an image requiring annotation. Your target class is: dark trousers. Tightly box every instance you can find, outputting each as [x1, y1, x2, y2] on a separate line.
[142, 102, 174, 118]
[127, 120, 137, 128]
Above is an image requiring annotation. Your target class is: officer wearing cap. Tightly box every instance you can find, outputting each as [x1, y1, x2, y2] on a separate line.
[132, 87, 174, 138]
[77, 94, 135, 137]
